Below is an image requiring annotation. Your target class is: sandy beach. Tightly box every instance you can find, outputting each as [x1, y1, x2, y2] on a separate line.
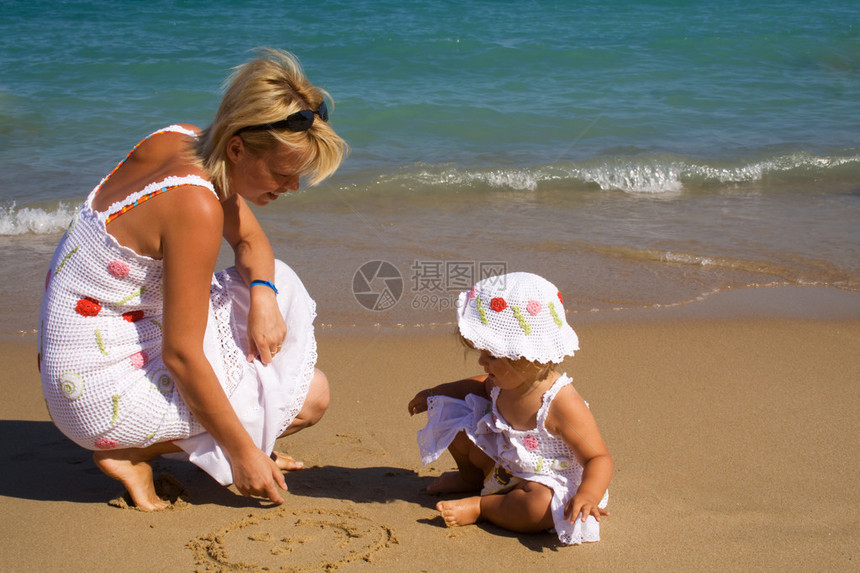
[0, 285, 857, 572]
[2, 1, 858, 570]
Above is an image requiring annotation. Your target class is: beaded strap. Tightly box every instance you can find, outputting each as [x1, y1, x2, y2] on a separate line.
[101, 125, 197, 184]
[88, 125, 207, 213]
[105, 184, 183, 224]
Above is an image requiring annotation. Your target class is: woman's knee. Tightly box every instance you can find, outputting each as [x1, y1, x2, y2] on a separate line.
[303, 368, 330, 425]
[280, 369, 330, 437]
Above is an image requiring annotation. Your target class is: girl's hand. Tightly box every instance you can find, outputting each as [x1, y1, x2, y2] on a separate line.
[408, 389, 433, 415]
[246, 287, 287, 365]
[564, 492, 610, 523]
[231, 447, 287, 505]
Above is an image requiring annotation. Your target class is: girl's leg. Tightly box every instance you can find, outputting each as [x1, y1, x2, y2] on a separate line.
[92, 441, 183, 511]
[427, 431, 494, 494]
[273, 368, 330, 470]
[437, 480, 554, 532]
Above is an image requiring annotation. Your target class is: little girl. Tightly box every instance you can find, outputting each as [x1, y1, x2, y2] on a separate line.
[408, 272, 612, 545]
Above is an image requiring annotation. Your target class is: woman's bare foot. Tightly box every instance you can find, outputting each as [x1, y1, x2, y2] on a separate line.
[93, 449, 168, 511]
[437, 497, 482, 527]
[426, 471, 481, 494]
[270, 451, 304, 471]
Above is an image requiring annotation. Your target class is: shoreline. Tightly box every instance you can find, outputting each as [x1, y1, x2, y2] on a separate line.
[2, 285, 858, 571]
[10, 282, 858, 341]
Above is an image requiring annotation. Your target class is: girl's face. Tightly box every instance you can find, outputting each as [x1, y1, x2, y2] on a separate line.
[478, 350, 531, 390]
[227, 136, 302, 206]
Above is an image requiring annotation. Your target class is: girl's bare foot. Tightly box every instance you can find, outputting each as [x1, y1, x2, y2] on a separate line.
[93, 450, 168, 511]
[270, 451, 304, 471]
[426, 471, 481, 494]
[437, 497, 482, 527]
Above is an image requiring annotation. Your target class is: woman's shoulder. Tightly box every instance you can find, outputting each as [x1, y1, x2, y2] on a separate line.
[142, 126, 219, 217]
[131, 125, 199, 162]
[156, 183, 224, 249]
[136, 126, 210, 181]
[163, 123, 202, 136]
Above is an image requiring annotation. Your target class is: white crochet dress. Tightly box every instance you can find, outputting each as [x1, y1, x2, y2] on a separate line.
[418, 374, 608, 545]
[38, 126, 318, 486]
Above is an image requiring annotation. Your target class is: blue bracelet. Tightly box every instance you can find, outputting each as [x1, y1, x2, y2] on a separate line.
[250, 279, 279, 295]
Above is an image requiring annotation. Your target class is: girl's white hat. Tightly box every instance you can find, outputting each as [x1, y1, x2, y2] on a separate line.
[457, 272, 579, 364]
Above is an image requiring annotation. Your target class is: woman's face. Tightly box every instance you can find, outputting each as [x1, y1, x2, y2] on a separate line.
[227, 136, 303, 206]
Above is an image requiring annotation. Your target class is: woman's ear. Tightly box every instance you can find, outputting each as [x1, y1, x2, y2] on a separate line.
[226, 135, 245, 163]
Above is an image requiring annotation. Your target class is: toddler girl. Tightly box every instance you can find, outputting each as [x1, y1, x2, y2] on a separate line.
[408, 272, 612, 544]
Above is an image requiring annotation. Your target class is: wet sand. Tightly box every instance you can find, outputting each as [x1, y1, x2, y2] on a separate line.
[1, 286, 858, 572]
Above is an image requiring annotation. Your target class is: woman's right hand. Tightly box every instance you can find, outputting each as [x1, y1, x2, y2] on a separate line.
[230, 447, 287, 504]
[246, 286, 287, 365]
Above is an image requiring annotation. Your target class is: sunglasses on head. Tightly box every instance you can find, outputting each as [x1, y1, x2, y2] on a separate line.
[237, 100, 328, 134]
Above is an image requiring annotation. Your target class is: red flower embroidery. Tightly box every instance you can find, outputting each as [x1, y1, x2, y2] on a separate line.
[524, 436, 539, 451]
[557, 292, 564, 304]
[94, 437, 118, 450]
[490, 297, 507, 312]
[122, 310, 145, 323]
[107, 260, 130, 279]
[130, 351, 148, 369]
[75, 297, 102, 317]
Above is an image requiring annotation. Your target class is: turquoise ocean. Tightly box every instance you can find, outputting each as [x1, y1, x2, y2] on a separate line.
[1, 0, 858, 334]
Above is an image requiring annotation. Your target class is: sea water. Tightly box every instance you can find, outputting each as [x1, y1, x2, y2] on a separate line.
[1, 0, 858, 333]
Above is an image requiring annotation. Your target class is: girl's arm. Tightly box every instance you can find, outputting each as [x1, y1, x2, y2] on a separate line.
[160, 187, 286, 504]
[221, 193, 286, 365]
[545, 384, 614, 523]
[407, 375, 491, 415]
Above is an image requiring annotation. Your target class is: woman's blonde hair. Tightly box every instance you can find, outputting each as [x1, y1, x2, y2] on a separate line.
[195, 48, 348, 199]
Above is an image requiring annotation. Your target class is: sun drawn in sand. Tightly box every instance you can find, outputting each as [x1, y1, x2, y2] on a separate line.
[187, 506, 397, 572]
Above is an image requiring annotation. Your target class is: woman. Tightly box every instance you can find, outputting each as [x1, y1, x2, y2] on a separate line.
[38, 48, 347, 510]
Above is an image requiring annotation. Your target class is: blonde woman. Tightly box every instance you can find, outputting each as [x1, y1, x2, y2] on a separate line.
[39, 49, 346, 510]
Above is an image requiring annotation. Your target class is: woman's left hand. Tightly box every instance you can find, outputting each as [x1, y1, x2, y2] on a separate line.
[246, 288, 286, 365]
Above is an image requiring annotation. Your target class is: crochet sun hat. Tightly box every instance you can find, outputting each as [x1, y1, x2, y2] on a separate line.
[457, 272, 579, 364]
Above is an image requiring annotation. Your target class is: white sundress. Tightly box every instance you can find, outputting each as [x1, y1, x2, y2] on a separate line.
[38, 125, 317, 486]
[417, 373, 609, 545]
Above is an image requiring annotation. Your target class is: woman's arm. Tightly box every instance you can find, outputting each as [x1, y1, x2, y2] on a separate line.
[160, 187, 286, 504]
[407, 374, 491, 415]
[221, 193, 285, 365]
[546, 384, 613, 523]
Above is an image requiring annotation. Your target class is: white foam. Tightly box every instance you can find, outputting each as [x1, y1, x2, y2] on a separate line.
[379, 150, 860, 196]
[0, 202, 77, 235]
[580, 163, 684, 194]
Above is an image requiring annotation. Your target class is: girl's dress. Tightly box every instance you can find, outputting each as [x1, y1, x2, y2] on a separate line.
[38, 125, 317, 486]
[417, 374, 608, 545]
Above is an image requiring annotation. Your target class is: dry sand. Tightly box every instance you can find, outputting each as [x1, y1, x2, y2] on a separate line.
[1, 286, 858, 572]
